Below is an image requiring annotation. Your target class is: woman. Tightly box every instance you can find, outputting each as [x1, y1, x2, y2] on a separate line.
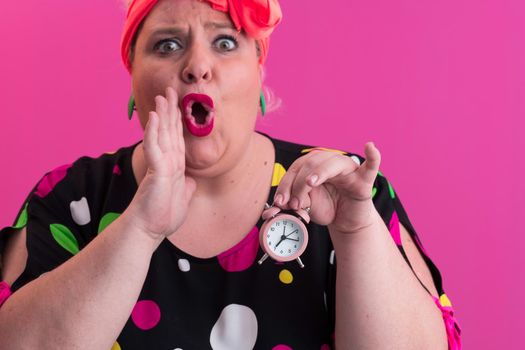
[0, 0, 461, 349]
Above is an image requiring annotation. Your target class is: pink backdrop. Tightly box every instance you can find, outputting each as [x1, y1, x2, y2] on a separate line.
[1, 1, 523, 348]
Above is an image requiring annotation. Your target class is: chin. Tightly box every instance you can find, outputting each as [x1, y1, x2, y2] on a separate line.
[183, 140, 224, 173]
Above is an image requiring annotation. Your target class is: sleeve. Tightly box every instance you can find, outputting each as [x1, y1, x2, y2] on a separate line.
[0, 163, 88, 303]
[327, 154, 462, 349]
[376, 171, 462, 349]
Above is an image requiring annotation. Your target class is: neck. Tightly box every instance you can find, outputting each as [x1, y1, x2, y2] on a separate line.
[132, 132, 274, 203]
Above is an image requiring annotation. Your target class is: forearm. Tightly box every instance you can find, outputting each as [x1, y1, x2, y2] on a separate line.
[0, 212, 162, 350]
[329, 209, 447, 350]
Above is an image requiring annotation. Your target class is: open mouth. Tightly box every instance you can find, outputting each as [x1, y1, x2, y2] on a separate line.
[191, 102, 210, 125]
[181, 93, 215, 137]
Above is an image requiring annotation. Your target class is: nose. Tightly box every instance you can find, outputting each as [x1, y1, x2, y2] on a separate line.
[181, 43, 213, 84]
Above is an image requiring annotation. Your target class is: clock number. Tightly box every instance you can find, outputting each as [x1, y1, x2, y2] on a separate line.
[288, 249, 291, 253]
[269, 241, 272, 246]
[267, 234, 270, 238]
[271, 227, 275, 231]
[294, 244, 297, 248]
[280, 250, 283, 254]
[283, 221, 288, 226]
[276, 222, 280, 226]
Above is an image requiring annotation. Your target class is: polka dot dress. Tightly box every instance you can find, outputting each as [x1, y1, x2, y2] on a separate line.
[0, 131, 459, 349]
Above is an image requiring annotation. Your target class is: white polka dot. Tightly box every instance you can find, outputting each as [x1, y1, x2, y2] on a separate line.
[173, 348, 183, 350]
[210, 304, 258, 350]
[350, 155, 361, 166]
[70, 197, 91, 226]
[329, 250, 335, 265]
[178, 259, 190, 272]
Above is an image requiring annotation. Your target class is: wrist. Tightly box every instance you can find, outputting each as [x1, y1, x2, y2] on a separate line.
[328, 209, 384, 247]
[118, 211, 166, 251]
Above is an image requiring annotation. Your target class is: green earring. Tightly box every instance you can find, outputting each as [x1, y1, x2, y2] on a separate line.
[260, 90, 266, 117]
[128, 95, 136, 120]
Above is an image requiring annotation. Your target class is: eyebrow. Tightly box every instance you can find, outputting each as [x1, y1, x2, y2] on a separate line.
[150, 22, 236, 37]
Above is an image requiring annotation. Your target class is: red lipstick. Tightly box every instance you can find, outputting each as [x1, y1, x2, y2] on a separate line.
[181, 93, 215, 137]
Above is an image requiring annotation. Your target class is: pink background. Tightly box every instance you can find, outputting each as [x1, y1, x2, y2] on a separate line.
[1, 0, 523, 348]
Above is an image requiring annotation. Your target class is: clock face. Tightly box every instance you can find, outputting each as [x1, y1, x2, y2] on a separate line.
[264, 217, 306, 258]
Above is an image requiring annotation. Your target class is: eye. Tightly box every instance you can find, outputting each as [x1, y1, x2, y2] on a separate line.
[154, 39, 181, 54]
[214, 35, 238, 51]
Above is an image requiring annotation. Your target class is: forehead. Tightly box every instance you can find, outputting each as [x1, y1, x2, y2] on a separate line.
[142, 0, 235, 31]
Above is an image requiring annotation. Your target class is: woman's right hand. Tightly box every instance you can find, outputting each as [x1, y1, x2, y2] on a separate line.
[125, 87, 196, 242]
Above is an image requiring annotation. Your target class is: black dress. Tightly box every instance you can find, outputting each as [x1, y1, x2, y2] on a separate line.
[0, 131, 460, 349]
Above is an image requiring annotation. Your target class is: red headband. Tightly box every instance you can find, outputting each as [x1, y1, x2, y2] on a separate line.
[120, 0, 282, 73]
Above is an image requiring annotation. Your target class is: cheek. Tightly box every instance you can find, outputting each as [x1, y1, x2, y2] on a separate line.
[221, 64, 260, 117]
[132, 70, 174, 124]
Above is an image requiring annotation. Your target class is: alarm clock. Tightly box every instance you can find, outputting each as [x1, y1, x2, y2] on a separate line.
[258, 203, 310, 268]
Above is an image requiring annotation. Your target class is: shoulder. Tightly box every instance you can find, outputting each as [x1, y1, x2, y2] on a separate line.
[1, 141, 141, 252]
[262, 132, 365, 165]
[32, 141, 140, 199]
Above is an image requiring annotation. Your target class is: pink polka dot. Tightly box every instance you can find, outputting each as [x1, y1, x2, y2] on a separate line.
[272, 345, 293, 350]
[320, 344, 331, 350]
[388, 211, 402, 245]
[131, 300, 161, 330]
[35, 164, 72, 198]
[113, 165, 122, 175]
[217, 226, 259, 272]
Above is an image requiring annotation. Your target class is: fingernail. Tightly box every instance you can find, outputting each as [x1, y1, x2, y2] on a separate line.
[309, 175, 318, 186]
[274, 194, 283, 205]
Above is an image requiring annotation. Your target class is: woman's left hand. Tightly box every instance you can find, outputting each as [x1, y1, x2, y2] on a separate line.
[273, 142, 381, 235]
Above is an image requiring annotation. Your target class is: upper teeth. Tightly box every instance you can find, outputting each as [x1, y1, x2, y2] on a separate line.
[187, 101, 210, 115]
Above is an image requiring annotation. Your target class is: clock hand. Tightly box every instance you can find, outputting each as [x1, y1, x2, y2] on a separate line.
[274, 226, 287, 250]
[274, 237, 285, 250]
[286, 229, 298, 238]
[285, 238, 299, 242]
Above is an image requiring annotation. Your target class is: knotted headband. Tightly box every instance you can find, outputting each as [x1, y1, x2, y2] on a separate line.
[120, 0, 282, 73]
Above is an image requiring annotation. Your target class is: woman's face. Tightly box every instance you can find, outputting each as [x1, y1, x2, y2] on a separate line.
[131, 0, 262, 173]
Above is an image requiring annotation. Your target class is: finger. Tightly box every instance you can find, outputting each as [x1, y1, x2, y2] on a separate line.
[273, 151, 331, 209]
[289, 153, 335, 209]
[155, 95, 171, 153]
[166, 87, 185, 152]
[166, 87, 178, 135]
[143, 111, 162, 171]
[307, 154, 361, 189]
[360, 142, 381, 183]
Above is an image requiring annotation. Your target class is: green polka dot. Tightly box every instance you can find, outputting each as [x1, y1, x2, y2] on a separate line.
[378, 170, 384, 177]
[13, 202, 29, 229]
[387, 181, 395, 199]
[98, 212, 121, 234]
[50, 224, 79, 255]
[371, 187, 377, 198]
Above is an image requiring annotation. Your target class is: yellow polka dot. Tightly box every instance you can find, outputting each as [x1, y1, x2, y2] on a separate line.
[272, 162, 286, 187]
[439, 294, 452, 307]
[301, 147, 347, 155]
[105, 150, 117, 155]
[279, 269, 293, 284]
[111, 341, 121, 350]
